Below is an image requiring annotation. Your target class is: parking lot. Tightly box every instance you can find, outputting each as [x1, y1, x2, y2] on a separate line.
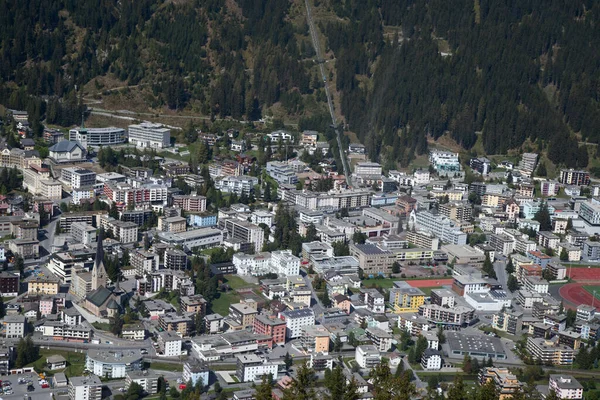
[0, 373, 59, 400]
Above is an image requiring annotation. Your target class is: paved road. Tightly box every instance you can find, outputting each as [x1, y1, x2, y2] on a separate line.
[303, 0, 352, 186]
[493, 259, 512, 298]
[301, 270, 325, 317]
[402, 357, 425, 390]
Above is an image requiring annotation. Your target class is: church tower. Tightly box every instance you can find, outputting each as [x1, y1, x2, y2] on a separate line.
[91, 229, 108, 290]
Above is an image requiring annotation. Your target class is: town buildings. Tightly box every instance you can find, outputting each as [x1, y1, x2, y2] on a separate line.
[128, 122, 171, 148]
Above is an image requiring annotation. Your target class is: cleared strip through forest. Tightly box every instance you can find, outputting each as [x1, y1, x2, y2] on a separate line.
[303, 0, 353, 187]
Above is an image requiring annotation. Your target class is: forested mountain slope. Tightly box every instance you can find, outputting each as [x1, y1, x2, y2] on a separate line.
[322, 0, 600, 169]
[0, 0, 320, 128]
[1, 0, 599, 172]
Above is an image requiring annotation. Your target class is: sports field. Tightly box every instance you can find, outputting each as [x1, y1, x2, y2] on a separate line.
[583, 285, 600, 300]
[569, 267, 600, 281]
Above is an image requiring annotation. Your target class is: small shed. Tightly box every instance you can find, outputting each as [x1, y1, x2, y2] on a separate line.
[53, 372, 68, 387]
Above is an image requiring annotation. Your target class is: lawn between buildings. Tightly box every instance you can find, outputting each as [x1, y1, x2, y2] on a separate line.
[26, 348, 87, 378]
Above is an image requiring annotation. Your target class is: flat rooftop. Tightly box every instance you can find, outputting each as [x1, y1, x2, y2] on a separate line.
[447, 332, 505, 356]
[86, 349, 143, 364]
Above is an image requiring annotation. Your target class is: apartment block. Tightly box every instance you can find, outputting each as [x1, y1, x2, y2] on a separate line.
[219, 219, 264, 253]
[266, 161, 298, 185]
[536, 231, 560, 250]
[439, 202, 473, 222]
[559, 169, 590, 186]
[389, 281, 425, 313]
[526, 337, 574, 365]
[172, 194, 207, 212]
[253, 315, 286, 348]
[128, 122, 171, 148]
[350, 244, 395, 276]
[549, 375, 583, 400]
[479, 368, 521, 400]
[236, 354, 278, 383]
[68, 376, 102, 400]
[280, 308, 315, 339]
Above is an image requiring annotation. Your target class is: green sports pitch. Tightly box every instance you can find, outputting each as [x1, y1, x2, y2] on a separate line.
[583, 285, 600, 300]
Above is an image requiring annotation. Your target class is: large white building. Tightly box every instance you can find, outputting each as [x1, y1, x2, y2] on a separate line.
[214, 175, 259, 196]
[355, 345, 381, 368]
[85, 350, 143, 379]
[280, 188, 372, 211]
[549, 375, 583, 400]
[354, 162, 382, 176]
[271, 250, 301, 276]
[236, 355, 278, 382]
[183, 360, 210, 386]
[3, 315, 25, 338]
[429, 151, 460, 172]
[128, 122, 171, 148]
[157, 331, 182, 357]
[421, 349, 442, 370]
[60, 168, 96, 189]
[266, 161, 298, 185]
[68, 376, 102, 400]
[69, 126, 126, 147]
[233, 250, 300, 277]
[410, 210, 467, 245]
[158, 228, 223, 249]
[280, 308, 315, 339]
[233, 252, 272, 276]
[219, 219, 264, 252]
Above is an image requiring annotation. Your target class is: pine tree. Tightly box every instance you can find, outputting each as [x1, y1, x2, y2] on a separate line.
[462, 354, 472, 373]
[15, 255, 24, 278]
[534, 201, 552, 231]
[109, 202, 119, 219]
[436, 326, 445, 345]
[283, 352, 293, 373]
[415, 335, 428, 360]
[536, 162, 547, 177]
[282, 362, 315, 400]
[325, 365, 346, 400]
[475, 379, 499, 400]
[320, 290, 332, 308]
[447, 376, 466, 400]
[254, 375, 273, 400]
[505, 258, 515, 274]
[408, 347, 417, 364]
[507, 275, 519, 292]
[483, 253, 497, 279]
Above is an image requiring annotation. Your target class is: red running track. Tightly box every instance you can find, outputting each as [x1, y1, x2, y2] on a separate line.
[568, 267, 600, 281]
[407, 279, 453, 288]
[559, 283, 600, 311]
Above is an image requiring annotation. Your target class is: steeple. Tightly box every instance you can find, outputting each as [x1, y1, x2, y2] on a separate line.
[91, 228, 107, 291]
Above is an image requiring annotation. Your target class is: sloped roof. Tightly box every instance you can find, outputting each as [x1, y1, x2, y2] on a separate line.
[107, 299, 119, 309]
[49, 140, 84, 153]
[86, 286, 112, 307]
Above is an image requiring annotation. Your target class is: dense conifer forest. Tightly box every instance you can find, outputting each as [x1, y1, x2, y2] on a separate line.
[1, 0, 599, 168]
[323, 0, 600, 168]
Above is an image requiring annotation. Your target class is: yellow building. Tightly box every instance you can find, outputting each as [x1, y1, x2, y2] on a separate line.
[27, 277, 60, 295]
[482, 193, 506, 208]
[301, 325, 330, 353]
[391, 248, 435, 263]
[389, 281, 425, 313]
[431, 190, 463, 201]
